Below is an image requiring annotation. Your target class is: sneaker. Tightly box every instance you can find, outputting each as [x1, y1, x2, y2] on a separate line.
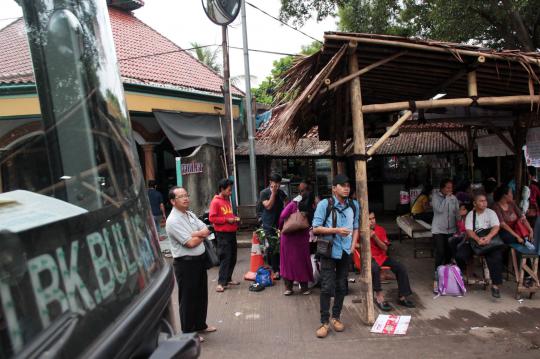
[283, 289, 293, 296]
[316, 323, 330, 338]
[331, 318, 345, 332]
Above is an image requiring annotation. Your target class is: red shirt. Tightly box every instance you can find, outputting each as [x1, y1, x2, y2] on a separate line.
[370, 225, 389, 266]
[209, 195, 238, 232]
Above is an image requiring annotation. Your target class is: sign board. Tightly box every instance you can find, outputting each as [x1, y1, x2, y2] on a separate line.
[526, 127, 540, 166]
[181, 162, 204, 175]
[371, 314, 411, 335]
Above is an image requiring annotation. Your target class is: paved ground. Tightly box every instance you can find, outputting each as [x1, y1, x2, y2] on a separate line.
[166, 225, 540, 358]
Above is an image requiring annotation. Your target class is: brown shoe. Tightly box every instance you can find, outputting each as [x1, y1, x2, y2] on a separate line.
[316, 323, 330, 338]
[331, 318, 345, 332]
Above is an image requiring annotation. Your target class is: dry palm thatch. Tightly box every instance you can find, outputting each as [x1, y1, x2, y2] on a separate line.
[265, 44, 347, 145]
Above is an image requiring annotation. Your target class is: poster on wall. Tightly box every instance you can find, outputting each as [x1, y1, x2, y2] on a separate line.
[526, 128, 540, 167]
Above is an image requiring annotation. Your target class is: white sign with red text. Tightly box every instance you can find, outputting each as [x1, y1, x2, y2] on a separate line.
[370, 314, 411, 335]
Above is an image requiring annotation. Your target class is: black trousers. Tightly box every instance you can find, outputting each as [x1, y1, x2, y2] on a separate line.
[454, 243, 503, 285]
[173, 255, 208, 333]
[433, 233, 453, 272]
[216, 231, 238, 286]
[371, 257, 412, 297]
[264, 227, 280, 273]
[320, 251, 349, 324]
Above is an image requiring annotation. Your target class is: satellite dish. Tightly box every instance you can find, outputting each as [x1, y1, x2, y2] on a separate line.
[202, 0, 241, 26]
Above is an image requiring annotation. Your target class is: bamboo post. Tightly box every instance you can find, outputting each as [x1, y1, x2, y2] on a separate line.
[336, 87, 346, 174]
[348, 42, 375, 325]
[467, 71, 478, 97]
[366, 110, 412, 156]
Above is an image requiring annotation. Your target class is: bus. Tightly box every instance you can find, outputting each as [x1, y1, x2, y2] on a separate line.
[0, 0, 198, 357]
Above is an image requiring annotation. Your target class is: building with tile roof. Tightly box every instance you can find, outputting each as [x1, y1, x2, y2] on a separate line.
[0, 1, 245, 215]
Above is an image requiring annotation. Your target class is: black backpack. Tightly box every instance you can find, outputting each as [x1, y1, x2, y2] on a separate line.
[323, 197, 358, 228]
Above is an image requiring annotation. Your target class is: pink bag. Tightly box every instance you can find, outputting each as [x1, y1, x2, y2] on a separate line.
[437, 264, 466, 296]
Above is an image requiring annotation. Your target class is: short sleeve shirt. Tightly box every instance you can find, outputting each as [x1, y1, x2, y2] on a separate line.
[465, 208, 500, 232]
[312, 196, 360, 259]
[166, 208, 206, 257]
[259, 188, 287, 228]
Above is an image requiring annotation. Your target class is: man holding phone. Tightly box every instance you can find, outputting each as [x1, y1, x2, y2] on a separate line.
[312, 174, 359, 338]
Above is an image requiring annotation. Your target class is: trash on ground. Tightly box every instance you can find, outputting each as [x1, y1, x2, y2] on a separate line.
[370, 314, 411, 335]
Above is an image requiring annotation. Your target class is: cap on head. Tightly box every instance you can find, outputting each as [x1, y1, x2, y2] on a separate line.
[333, 174, 350, 186]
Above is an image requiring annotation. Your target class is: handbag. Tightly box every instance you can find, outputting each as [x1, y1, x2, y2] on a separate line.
[281, 209, 309, 234]
[469, 211, 505, 255]
[512, 218, 530, 238]
[316, 203, 337, 258]
[203, 238, 219, 269]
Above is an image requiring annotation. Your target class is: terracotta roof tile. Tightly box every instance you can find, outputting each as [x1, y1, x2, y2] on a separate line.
[0, 8, 243, 97]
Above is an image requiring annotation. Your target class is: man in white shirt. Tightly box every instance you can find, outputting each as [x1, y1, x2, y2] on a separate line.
[456, 192, 504, 298]
[166, 186, 216, 340]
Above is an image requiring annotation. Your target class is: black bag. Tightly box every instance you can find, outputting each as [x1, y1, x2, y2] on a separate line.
[204, 238, 219, 269]
[316, 199, 338, 258]
[470, 211, 505, 255]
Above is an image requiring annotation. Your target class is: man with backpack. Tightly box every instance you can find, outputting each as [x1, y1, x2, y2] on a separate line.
[312, 174, 359, 338]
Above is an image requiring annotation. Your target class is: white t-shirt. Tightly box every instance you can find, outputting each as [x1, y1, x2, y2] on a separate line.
[465, 208, 500, 231]
[166, 208, 206, 257]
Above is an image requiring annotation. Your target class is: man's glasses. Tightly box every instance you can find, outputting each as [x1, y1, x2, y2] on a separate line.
[175, 194, 189, 199]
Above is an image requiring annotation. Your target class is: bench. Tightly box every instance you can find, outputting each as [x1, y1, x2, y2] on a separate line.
[396, 214, 433, 258]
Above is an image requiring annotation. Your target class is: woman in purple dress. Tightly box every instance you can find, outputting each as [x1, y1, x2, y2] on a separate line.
[278, 192, 314, 295]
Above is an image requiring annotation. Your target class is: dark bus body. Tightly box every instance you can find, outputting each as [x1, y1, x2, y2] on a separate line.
[0, 0, 197, 357]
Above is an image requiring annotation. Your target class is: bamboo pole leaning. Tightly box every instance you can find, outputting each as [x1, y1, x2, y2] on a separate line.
[366, 110, 413, 156]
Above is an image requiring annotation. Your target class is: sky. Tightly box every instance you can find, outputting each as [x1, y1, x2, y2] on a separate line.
[0, 0, 337, 91]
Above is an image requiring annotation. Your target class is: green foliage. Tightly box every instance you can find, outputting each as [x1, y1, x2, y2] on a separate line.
[189, 42, 222, 73]
[252, 41, 322, 105]
[279, 0, 540, 51]
[255, 228, 280, 254]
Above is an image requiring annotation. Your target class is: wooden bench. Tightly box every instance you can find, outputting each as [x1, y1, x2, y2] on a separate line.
[509, 248, 539, 299]
[396, 214, 433, 258]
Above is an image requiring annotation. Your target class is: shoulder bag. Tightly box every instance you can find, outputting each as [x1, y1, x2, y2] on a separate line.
[203, 238, 219, 269]
[281, 206, 309, 234]
[316, 199, 337, 258]
[469, 210, 505, 256]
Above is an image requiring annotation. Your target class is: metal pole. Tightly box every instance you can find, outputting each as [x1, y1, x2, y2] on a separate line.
[241, 0, 258, 204]
[222, 25, 233, 177]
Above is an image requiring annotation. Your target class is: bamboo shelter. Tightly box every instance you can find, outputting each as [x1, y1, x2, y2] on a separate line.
[265, 32, 540, 325]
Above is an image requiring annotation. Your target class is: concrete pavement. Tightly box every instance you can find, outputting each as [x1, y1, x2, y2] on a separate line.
[168, 235, 540, 359]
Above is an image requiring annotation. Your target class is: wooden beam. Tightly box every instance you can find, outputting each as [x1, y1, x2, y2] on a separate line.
[349, 45, 375, 325]
[441, 132, 467, 151]
[366, 110, 413, 156]
[362, 95, 540, 114]
[320, 51, 407, 95]
[468, 70, 478, 97]
[324, 34, 540, 65]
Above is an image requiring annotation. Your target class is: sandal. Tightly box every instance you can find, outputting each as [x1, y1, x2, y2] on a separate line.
[216, 285, 225, 292]
[227, 280, 241, 285]
[273, 272, 281, 280]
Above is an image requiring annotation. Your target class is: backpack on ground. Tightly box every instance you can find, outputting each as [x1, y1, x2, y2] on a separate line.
[255, 266, 273, 287]
[437, 264, 466, 297]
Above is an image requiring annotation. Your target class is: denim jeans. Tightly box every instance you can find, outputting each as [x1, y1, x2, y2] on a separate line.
[320, 251, 349, 324]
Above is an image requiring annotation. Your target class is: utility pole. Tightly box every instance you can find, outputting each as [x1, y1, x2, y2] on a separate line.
[221, 25, 234, 178]
[241, 0, 258, 203]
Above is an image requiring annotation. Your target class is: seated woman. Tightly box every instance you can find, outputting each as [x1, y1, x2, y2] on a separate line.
[411, 185, 433, 223]
[492, 185, 536, 254]
[455, 192, 504, 298]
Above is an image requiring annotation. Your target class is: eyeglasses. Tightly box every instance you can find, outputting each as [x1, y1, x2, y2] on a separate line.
[175, 194, 189, 199]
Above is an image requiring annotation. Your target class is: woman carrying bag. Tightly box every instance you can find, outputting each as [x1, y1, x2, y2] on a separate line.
[278, 192, 314, 295]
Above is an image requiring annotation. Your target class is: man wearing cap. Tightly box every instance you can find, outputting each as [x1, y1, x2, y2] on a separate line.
[312, 174, 359, 338]
[259, 173, 288, 278]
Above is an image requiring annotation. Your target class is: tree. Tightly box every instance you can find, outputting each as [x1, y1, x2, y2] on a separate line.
[279, 0, 540, 51]
[189, 42, 222, 73]
[252, 41, 322, 105]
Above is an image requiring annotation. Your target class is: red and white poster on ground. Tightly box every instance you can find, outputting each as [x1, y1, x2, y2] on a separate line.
[370, 315, 411, 335]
